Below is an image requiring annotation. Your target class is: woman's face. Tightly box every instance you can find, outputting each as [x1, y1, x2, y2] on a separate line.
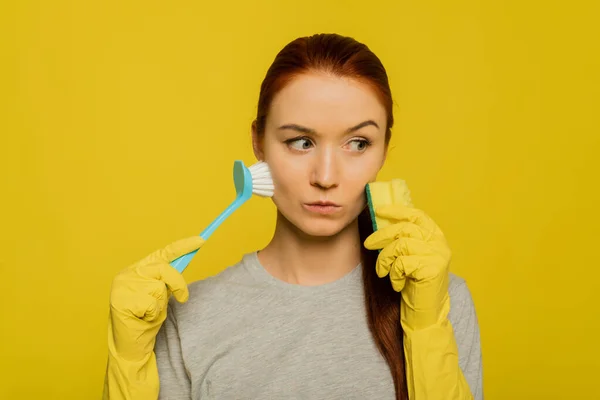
[254, 72, 388, 237]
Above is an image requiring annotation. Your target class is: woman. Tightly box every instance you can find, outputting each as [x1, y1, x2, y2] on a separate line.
[104, 33, 483, 400]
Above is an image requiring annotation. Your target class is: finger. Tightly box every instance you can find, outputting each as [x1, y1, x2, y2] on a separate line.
[156, 263, 190, 303]
[373, 236, 444, 278]
[161, 235, 206, 262]
[140, 294, 167, 323]
[376, 205, 442, 236]
[397, 237, 438, 257]
[364, 223, 430, 250]
[374, 239, 401, 278]
[136, 262, 190, 303]
[376, 241, 407, 292]
[145, 235, 206, 264]
[394, 254, 448, 281]
[375, 204, 424, 223]
[389, 261, 406, 292]
[119, 289, 167, 322]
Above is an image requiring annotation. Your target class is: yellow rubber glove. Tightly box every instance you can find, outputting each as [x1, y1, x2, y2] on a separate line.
[103, 235, 205, 400]
[364, 180, 473, 400]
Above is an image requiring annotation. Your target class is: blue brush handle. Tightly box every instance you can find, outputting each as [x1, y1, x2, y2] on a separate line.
[170, 195, 249, 273]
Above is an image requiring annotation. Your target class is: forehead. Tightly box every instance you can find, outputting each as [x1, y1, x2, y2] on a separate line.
[267, 72, 387, 131]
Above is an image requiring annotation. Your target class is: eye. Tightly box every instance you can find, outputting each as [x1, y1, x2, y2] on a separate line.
[286, 137, 313, 151]
[346, 138, 371, 152]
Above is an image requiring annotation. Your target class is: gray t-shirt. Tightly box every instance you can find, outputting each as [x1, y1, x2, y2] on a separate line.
[155, 252, 483, 399]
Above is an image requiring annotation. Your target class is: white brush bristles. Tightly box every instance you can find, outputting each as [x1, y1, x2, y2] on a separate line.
[248, 161, 275, 198]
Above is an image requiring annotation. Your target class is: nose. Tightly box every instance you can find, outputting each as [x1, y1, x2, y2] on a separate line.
[310, 146, 339, 190]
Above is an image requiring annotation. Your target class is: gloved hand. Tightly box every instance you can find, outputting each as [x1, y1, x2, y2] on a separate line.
[103, 235, 205, 400]
[364, 180, 473, 400]
[364, 203, 451, 331]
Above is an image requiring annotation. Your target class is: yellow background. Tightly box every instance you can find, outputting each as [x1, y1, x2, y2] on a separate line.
[1, 1, 598, 399]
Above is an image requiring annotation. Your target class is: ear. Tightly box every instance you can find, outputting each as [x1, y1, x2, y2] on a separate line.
[251, 120, 265, 161]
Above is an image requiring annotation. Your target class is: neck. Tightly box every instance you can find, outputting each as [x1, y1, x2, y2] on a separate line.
[257, 211, 363, 286]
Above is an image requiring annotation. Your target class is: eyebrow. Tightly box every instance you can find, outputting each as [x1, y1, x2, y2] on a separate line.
[278, 120, 380, 135]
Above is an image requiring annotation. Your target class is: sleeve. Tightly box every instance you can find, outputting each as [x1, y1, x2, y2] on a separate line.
[448, 279, 484, 400]
[154, 300, 192, 400]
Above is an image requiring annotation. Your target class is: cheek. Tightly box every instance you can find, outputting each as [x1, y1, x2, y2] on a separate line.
[264, 151, 304, 202]
[344, 153, 383, 186]
[341, 154, 384, 209]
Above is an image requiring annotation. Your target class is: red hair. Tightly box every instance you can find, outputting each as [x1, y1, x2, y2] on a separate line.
[253, 33, 407, 400]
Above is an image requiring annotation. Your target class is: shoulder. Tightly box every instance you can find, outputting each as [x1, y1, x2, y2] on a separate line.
[447, 273, 484, 397]
[448, 273, 469, 303]
[448, 272, 480, 338]
[168, 252, 263, 320]
[448, 273, 475, 315]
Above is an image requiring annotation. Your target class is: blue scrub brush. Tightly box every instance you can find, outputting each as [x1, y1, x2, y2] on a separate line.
[170, 160, 274, 273]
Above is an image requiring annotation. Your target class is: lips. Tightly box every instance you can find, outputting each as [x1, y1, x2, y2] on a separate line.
[307, 201, 340, 207]
[303, 201, 342, 215]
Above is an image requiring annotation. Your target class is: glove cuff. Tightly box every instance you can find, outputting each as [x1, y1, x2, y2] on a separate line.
[401, 294, 451, 332]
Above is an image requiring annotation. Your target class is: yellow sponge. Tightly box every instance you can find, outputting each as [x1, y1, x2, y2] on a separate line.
[365, 179, 413, 232]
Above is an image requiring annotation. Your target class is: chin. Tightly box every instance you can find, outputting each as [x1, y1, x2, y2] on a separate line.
[276, 203, 363, 239]
[293, 218, 353, 238]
